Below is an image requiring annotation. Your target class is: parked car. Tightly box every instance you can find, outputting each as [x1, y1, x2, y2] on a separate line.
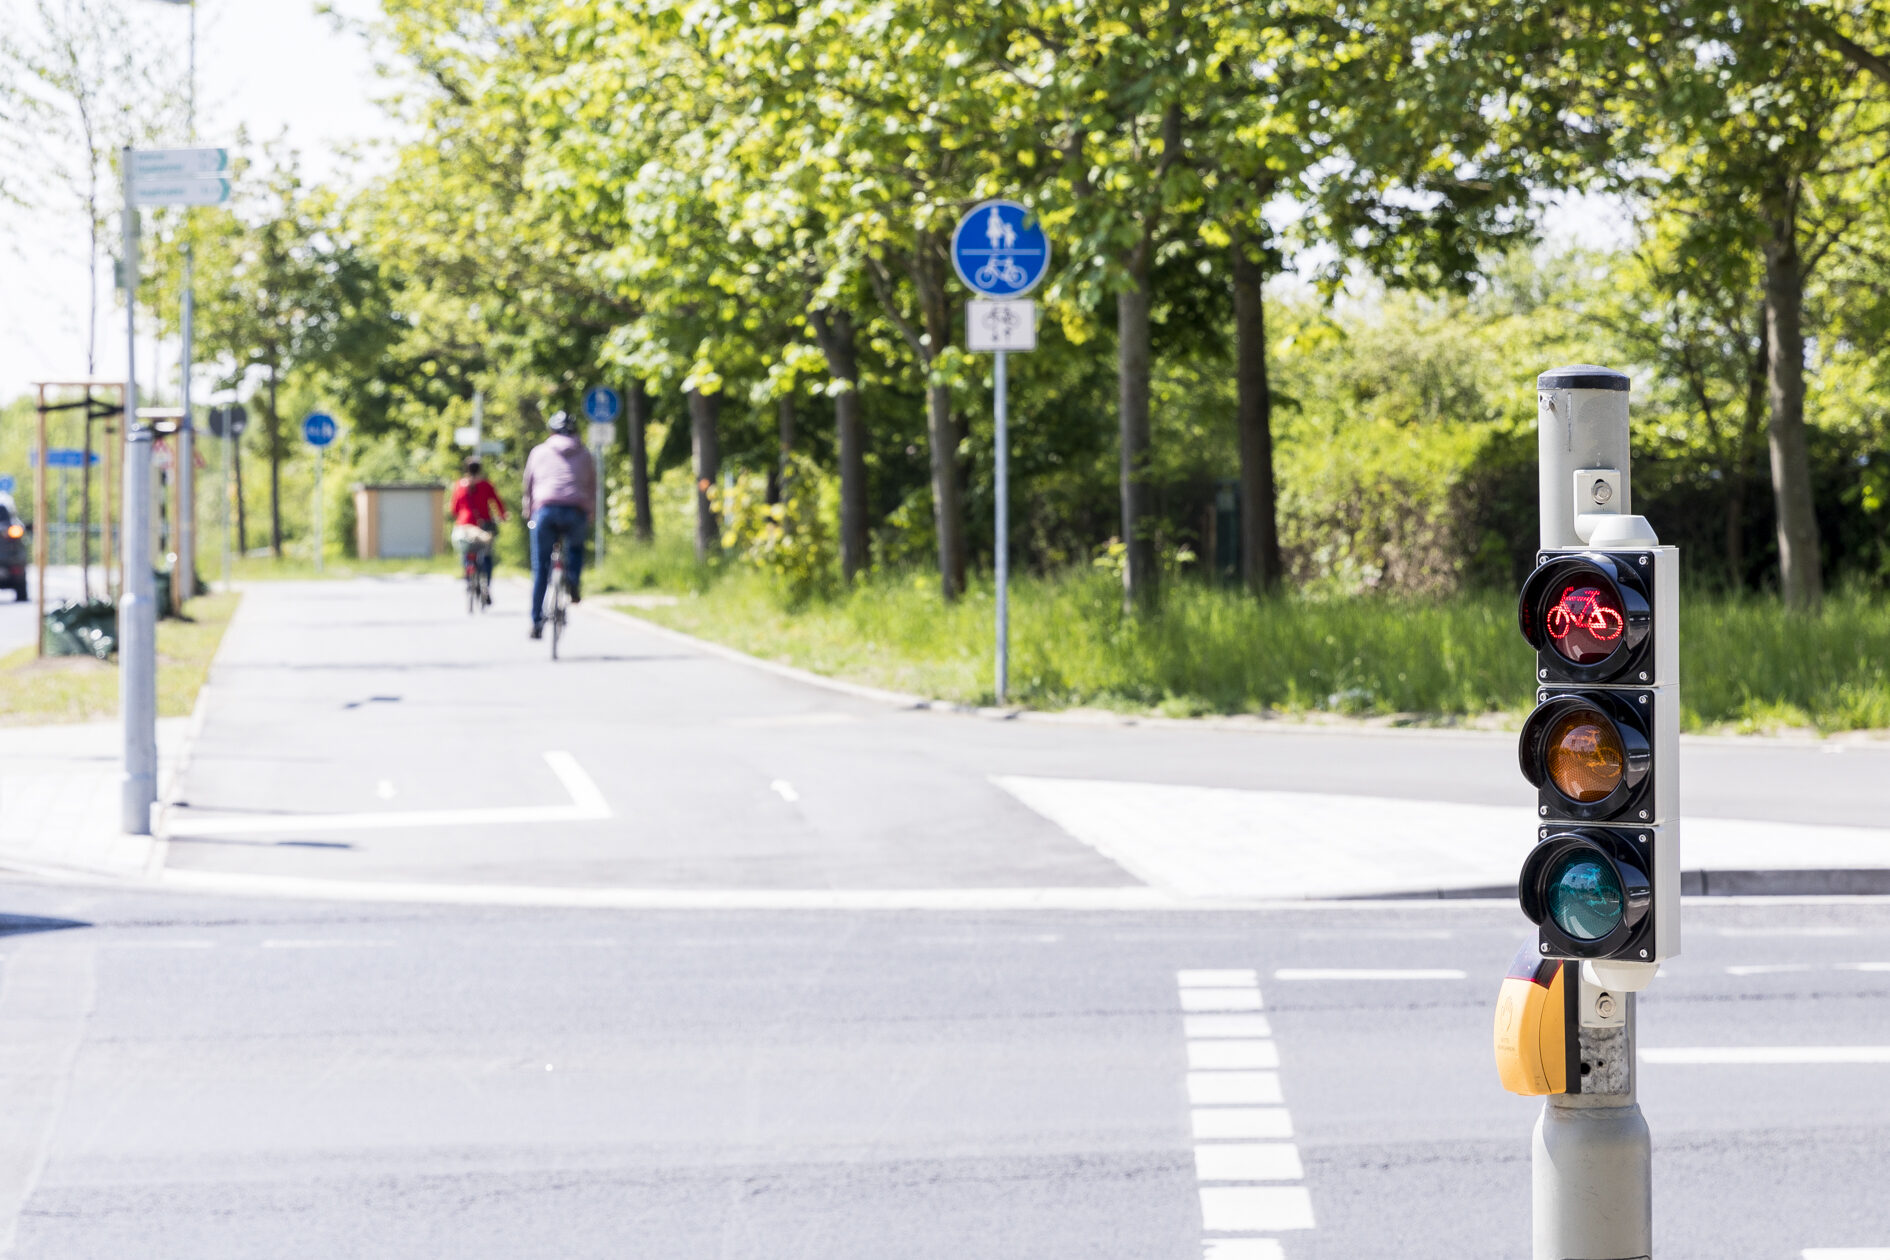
[0, 494, 28, 600]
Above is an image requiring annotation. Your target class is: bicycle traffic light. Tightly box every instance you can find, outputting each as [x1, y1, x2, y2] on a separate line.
[1515, 522, 1679, 964]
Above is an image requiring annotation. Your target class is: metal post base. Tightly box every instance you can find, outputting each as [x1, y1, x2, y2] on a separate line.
[1532, 1097, 1651, 1259]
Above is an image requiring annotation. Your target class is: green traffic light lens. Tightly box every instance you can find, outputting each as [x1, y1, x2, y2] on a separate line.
[1546, 854, 1625, 941]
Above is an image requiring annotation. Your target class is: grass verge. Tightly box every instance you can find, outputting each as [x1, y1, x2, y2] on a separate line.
[0, 592, 240, 726]
[596, 538, 1890, 734]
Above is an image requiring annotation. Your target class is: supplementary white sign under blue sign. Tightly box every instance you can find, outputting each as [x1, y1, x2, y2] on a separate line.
[302, 413, 338, 447]
[951, 200, 1050, 298]
[583, 386, 621, 424]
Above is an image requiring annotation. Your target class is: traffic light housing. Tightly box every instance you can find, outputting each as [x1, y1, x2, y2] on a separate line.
[1516, 545, 1679, 966]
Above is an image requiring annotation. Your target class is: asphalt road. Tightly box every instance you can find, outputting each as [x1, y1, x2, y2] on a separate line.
[0, 884, 1885, 1259]
[3, 574, 1888, 1258]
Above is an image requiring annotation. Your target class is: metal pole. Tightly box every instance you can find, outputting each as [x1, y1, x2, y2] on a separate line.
[221, 411, 232, 587]
[121, 149, 158, 835]
[312, 444, 324, 573]
[34, 388, 47, 657]
[1531, 369, 1650, 1260]
[593, 439, 606, 562]
[175, 0, 196, 610]
[994, 349, 1009, 705]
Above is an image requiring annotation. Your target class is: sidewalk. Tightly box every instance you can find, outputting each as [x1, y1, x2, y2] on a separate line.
[0, 719, 186, 879]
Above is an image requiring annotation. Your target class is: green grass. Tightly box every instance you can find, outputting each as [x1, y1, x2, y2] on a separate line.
[594, 541, 1890, 735]
[0, 591, 241, 726]
[226, 552, 460, 582]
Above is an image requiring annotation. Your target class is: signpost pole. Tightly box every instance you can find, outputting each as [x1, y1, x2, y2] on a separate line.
[994, 350, 1009, 705]
[34, 389, 48, 657]
[312, 444, 324, 574]
[121, 147, 158, 835]
[221, 410, 233, 587]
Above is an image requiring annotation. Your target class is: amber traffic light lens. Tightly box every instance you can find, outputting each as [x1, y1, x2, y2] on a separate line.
[1544, 709, 1625, 802]
[1544, 581, 1627, 665]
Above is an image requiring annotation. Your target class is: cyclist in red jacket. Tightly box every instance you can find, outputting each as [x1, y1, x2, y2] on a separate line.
[449, 457, 508, 588]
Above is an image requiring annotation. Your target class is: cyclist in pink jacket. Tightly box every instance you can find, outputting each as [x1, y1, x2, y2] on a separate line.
[523, 411, 597, 639]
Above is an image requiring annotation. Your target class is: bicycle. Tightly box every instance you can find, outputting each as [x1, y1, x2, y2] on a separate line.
[542, 535, 571, 659]
[975, 255, 1028, 289]
[463, 541, 492, 614]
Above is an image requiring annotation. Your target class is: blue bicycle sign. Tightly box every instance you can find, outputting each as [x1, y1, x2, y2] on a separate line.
[302, 412, 339, 447]
[951, 200, 1050, 298]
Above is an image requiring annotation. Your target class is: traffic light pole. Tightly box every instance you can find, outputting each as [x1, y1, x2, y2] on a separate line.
[1531, 368, 1653, 1260]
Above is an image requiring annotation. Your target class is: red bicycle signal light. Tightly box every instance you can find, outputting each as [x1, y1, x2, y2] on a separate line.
[1519, 553, 1652, 684]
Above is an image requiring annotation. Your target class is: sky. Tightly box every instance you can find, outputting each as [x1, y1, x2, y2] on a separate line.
[0, 0, 401, 403]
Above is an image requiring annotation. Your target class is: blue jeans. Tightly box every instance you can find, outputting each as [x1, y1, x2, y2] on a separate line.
[529, 504, 588, 625]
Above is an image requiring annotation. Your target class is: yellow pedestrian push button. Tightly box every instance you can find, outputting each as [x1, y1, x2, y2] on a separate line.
[1494, 940, 1575, 1096]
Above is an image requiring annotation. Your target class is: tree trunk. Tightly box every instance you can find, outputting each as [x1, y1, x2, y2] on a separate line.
[267, 363, 282, 558]
[1761, 198, 1822, 610]
[1117, 233, 1157, 610]
[686, 387, 721, 563]
[624, 382, 653, 542]
[768, 394, 795, 505]
[811, 308, 868, 581]
[1232, 238, 1283, 594]
[234, 431, 247, 558]
[1727, 303, 1768, 586]
[916, 242, 966, 600]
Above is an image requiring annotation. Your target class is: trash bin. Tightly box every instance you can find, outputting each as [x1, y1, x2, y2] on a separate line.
[44, 599, 118, 660]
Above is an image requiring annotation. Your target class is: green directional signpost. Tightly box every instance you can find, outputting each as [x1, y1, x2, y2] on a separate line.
[118, 146, 230, 835]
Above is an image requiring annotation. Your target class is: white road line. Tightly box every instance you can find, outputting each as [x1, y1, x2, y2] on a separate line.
[1192, 1109, 1294, 1140]
[1195, 1143, 1304, 1182]
[1273, 968, 1466, 981]
[1838, 962, 1890, 972]
[1189, 1071, 1284, 1106]
[1182, 988, 1265, 1012]
[1178, 969, 1258, 987]
[1716, 927, 1861, 937]
[770, 779, 800, 803]
[1203, 1242, 1286, 1260]
[1189, 1040, 1281, 1070]
[375, 779, 396, 799]
[1200, 1186, 1316, 1232]
[1643, 1046, 1890, 1065]
[1186, 1015, 1273, 1040]
[102, 940, 213, 949]
[260, 939, 395, 949]
[1726, 964, 1814, 976]
[1804, 1250, 1890, 1258]
[164, 750, 610, 837]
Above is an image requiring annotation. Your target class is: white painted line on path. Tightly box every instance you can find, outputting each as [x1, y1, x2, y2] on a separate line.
[1644, 1046, 1890, 1066]
[1189, 1040, 1280, 1070]
[1804, 1250, 1890, 1259]
[1726, 964, 1814, 976]
[1274, 968, 1467, 981]
[154, 868, 1179, 910]
[375, 779, 396, 799]
[1182, 988, 1265, 1012]
[1189, 1071, 1283, 1106]
[1178, 969, 1258, 987]
[261, 939, 395, 949]
[1196, 1143, 1304, 1182]
[1202, 1242, 1286, 1260]
[163, 750, 610, 838]
[1186, 1014, 1273, 1040]
[770, 779, 800, 803]
[102, 940, 212, 949]
[1838, 962, 1890, 972]
[1200, 1186, 1317, 1232]
[1192, 1109, 1294, 1140]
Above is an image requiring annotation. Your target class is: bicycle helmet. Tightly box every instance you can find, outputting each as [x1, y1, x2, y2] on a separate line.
[547, 410, 577, 435]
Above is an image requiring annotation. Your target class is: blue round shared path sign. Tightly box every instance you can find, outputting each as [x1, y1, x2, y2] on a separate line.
[951, 199, 1051, 298]
[302, 412, 338, 448]
[583, 385, 622, 425]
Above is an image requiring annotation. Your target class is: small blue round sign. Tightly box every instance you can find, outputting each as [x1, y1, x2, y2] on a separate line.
[583, 386, 622, 425]
[302, 412, 338, 448]
[951, 200, 1051, 298]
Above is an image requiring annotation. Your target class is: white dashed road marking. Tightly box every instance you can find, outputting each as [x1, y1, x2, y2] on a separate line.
[1804, 1250, 1890, 1258]
[1179, 969, 1315, 1256]
[1273, 968, 1466, 982]
[770, 779, 800, 803]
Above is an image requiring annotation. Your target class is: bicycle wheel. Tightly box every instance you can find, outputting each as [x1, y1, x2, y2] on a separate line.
[547, 552, 565, 660]
[465, 565, 478, 615]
